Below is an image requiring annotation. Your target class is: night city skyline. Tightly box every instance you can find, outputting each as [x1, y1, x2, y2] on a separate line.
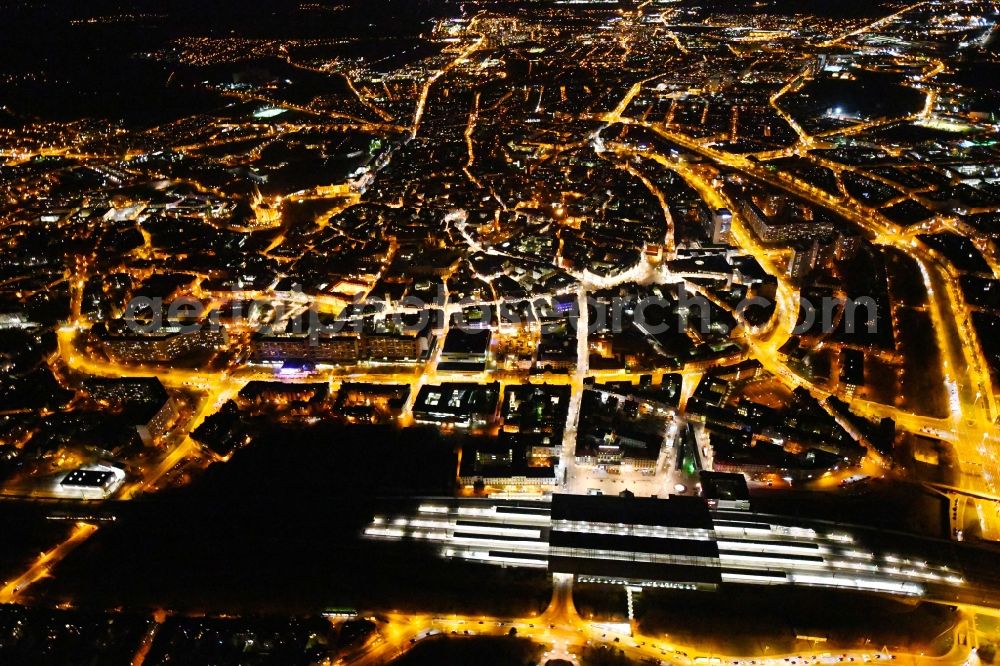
[1, 1, 1000, 664]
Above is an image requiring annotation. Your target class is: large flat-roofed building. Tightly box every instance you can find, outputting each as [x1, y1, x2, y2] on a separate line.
[362, 331, 431, 362]
[412, 382, 501, 428]
[251, 332, 360, 364]
[699, 471, 751, 511]
[733, 197, 836, 244]
[94, 321, 225, 364]
[251, 318, 436, 365]
[438, 327, 492, 371]
[360, 313, 439, 363]
[549, 494, 721, 590]
[53, 465, 126, 500]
